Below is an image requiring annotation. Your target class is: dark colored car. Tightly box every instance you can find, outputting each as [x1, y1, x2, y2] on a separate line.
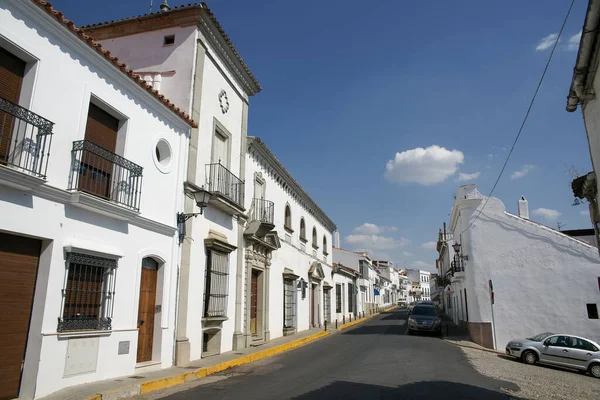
[408, 305, 442, 336]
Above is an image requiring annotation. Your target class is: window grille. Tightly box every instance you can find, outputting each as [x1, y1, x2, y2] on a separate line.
[284, 279, 296, 328]
[204, 250, 229, 317]
[323, 288, 331, 322]
[335, 284, 342, 313]
[347, 283, 354, 313]
[58, 252, 117, 332]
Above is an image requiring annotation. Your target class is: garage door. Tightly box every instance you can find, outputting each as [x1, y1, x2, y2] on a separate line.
[0, 232, 41, 400]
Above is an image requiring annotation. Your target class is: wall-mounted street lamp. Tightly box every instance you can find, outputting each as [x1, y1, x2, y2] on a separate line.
[177, 186, 212, 243]
[452, 242, 469, 261]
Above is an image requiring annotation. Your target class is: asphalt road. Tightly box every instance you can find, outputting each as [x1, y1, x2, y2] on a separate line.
[150, 308, 521, 399]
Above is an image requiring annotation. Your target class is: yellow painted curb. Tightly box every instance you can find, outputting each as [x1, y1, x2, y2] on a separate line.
[138, 330, 329, 395]
[337, 306, 397, 330]
[86, 395, 102, 400]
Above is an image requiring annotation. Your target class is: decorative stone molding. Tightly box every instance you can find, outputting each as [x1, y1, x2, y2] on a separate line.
[204, 230, 237, 253]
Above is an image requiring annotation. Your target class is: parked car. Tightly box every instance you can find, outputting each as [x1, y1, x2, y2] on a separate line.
[407, 301, 417, 313]
[407, 304, 442, 336]
[505, 332, 600, 378]
[418, 300, 434, 306]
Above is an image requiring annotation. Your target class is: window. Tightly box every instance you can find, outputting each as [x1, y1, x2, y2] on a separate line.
[587, 303, 599, 319]
[347, 283, 354, 313]
[359, 261, 367, 278]
[284, 279, 296, 328]
[323, 236, 328, 255]
[163, 35, 175, 46]
[572, 337, 598, 352]
[312, 227, 318, 248]
[204, 250, 229, 317]
[299, 218, 306, 241]
[284, 205, 292, 232]
[335, 284, 342, 313]
[323, 288, 331, 323]
[58, 252, 117, 332]
[211, 129, 230, 167]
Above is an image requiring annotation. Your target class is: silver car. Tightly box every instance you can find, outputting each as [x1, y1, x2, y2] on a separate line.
[506, 332, 600, 378]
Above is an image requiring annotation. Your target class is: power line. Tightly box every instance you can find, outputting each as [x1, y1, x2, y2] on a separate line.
[460, 0, 576, 235]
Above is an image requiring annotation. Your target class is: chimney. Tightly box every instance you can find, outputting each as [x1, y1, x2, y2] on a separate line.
[334, 231, 340, 248]
[518, 196, 529, 219]
[160, 0, 170, 12]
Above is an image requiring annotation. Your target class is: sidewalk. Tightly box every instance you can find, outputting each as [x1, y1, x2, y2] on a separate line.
[40, 306, 396, 400]
[440, 315, 502, 355]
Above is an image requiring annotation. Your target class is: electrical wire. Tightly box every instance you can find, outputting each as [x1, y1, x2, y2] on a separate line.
[459, 0, 577, 235]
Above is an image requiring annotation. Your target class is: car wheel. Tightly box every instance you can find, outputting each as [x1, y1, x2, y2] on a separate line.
[522, 350, 537, 365]
[589, 363, 600, 378]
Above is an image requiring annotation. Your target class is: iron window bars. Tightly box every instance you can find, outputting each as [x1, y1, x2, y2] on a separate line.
[323, 288, 331, 323]
[69, 140, 143, 211]
[0, 96, 54, 178]
[335, 284, 342, 313]
[58, 252, 117, 332]
[283, 278, 296, 328]
[347, 283, 354, 313]
[204, 250, 229, 317]
[205, 162, 244, 208]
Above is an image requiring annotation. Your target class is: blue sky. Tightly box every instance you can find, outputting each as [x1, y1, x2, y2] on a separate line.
[52, 0, 592, 272]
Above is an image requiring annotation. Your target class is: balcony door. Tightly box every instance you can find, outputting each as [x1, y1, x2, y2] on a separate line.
[212, 131, 229, 167]
[0, 47, 26, 164]
[79, 104, 118, 199]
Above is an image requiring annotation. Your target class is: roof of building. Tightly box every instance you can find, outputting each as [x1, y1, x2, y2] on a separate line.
[247, 137, 336, 232]
[561, 229, 595, 237]
[82, 2, 261, 96]
[566, 0, 600, 112]
[30, 0, 197, 127]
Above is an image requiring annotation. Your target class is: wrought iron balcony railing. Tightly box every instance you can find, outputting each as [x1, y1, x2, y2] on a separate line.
[206, 162, 244, 208]
[250, 197, 274, 225]
[69, 140, 143, 211]
[0, 96, 54, 178]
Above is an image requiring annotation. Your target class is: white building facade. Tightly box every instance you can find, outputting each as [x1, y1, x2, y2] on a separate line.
[405, 269, 431, 301]
[85, 3, 263, 364]
[244, 137, 336, 342]
[0, 1, 194, 398]
[446, 184, 600, 350]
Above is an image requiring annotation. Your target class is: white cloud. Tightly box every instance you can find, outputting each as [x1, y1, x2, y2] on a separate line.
[567, 31, 582, 51]
[487, 154, 495, 160]
[411, 260, 434, 271]
[581, 210, 589, 216]
[352, 223, 397, 235]
[345, 234, 410, 251]
[510, 165, 535, 180]
[402, 251, 414, 257]
[536, 33, 558, 51]
[456, 171, 481, 182]
[385, 145, 464, 185]
[532, 208, 561, 221]
[421, 241, 437, 250]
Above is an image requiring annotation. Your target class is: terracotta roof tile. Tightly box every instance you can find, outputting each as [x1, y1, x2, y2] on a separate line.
[31, 0, 197, 128]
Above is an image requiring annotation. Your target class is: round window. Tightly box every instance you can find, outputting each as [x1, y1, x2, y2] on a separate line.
[153, 138, 172, 173]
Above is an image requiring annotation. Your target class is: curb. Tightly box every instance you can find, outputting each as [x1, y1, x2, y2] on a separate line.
[87, 331, 330, 399]
[443, 339, 503, 355]
[338, 305, 397, 331]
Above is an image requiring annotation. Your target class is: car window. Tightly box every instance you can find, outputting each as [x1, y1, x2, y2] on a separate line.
[546, 336, 571, 347]
[411, 306, 437, 316]
[571, 337, 598, 352]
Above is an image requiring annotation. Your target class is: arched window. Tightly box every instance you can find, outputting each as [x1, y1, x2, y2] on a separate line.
[300, 218, 306, 242]
[312, 227, 318, 248]
[284, 205, 292, 231]
[323, 235, 328, 254]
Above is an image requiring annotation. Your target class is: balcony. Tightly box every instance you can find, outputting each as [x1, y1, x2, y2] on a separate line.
[450, 260, 466, 281]
[206, 162, 245, 215]
[68, 140, 143, 219]
[246, 198, 275, 235]
[0, 97, 54, 189]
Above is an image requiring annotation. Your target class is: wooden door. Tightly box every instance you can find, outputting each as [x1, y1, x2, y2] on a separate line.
[310, 284, 315, 326]
[137, 259, 158, 363]
[79, 104, 118, 199]
[0, 232, 41, 400]
[0, 47, 26, 163]
[250, 271, 258, 335]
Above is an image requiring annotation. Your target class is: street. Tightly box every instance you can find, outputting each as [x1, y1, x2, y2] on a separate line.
[137, 308, 519, 400]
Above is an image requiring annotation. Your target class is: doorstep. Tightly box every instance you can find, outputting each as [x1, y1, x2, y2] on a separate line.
[39, 328, 328, 400]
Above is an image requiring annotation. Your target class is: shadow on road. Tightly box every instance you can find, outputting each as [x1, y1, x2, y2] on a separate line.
[289, 380, 521, 399]
[341, 324, 406, 335]
[381, 312, 406, 321]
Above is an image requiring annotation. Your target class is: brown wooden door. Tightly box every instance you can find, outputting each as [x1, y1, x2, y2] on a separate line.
[0, 232, 41, 400]
[0, 47, 26, 163]
[137, 261, 158, 363]
[250, 271, 258, 335]
[79, 104, 118, 199]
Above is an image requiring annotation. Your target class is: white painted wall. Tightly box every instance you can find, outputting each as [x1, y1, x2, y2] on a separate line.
[450, 185, 600, 350]
[245, 146, 335, 338]
[1, 2, 190, 398]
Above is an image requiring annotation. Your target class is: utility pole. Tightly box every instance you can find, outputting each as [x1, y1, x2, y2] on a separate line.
[557, 222, 566, 230]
